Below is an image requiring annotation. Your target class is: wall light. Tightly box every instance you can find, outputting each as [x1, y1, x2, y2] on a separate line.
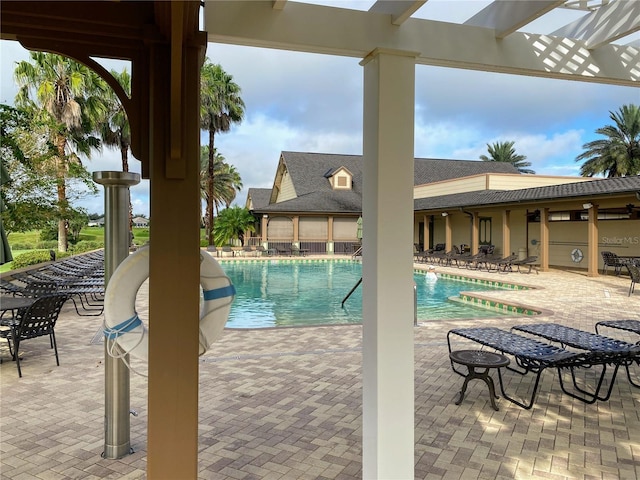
[441, 212, 448, 217]
[583, 203, 593, 210]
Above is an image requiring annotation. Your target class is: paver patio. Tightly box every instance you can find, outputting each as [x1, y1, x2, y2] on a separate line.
[1, 260, 639, 479]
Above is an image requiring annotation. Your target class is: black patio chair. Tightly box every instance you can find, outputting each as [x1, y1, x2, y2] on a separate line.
[0, 294, 69, 377]
[625, 263, 639, 296]
[601, 251, 624, 276]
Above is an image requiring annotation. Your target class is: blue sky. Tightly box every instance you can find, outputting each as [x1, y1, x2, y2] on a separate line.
[1, 1, 639, 217]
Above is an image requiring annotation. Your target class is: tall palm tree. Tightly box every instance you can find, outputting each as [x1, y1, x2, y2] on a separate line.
[576, 104, 640, 177]
[200, 60, 245, 247]
[97, 68, 134, 232]
[14, 52, 106, 251]
[199, 147, 243, 232]
[480, 141, 535, 174]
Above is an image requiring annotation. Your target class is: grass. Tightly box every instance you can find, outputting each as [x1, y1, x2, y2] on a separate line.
[1, 227, 151, 274]
[2, 227, 207, 273]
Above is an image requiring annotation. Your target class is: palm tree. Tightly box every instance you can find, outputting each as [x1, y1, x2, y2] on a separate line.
[97, 68, 134, 232]
[213, 206, 256, 246]
[480, 140, 534, 174]
[14, 52, 106, 251]
[576, 104, 640, 177]
[199, 147, 243, 232]
[200, 60, 245, 247]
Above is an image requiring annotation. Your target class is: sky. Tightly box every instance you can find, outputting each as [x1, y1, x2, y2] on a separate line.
[1, 0, 639, 218]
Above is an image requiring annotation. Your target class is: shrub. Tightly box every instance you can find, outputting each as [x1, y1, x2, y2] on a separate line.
[11, 250, 55, 269]
[70, 241, 103, 254]
[35, 241, 58, 249]
[9, 242, 35, 250]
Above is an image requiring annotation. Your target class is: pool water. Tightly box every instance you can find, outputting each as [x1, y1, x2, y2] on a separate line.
[222, 261, 511, 329]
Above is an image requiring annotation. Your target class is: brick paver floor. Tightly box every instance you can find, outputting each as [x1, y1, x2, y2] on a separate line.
[1, 261, 639, 479]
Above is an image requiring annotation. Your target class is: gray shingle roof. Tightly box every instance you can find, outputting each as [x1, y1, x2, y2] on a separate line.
[414, 175, 640, 210]
[247, 188, 272, 209]
[254, 151, 520, 214]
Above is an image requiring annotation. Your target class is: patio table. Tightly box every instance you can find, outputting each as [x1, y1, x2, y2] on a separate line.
[449, 349, 510, 411]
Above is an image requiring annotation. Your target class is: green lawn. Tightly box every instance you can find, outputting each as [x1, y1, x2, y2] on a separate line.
[2, 227, 207, 273]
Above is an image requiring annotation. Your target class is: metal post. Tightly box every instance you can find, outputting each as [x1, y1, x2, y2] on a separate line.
[93, 171, 140, 459]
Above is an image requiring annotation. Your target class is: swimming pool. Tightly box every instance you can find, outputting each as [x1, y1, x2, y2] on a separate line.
[222, 260, 513, 328]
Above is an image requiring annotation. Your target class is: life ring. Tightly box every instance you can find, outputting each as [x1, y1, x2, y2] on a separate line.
[571, 248, 584, 263]
[103, 246, 235, 362]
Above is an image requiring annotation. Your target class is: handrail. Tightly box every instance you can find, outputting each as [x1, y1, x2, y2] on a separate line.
[341, 277, 362, 307]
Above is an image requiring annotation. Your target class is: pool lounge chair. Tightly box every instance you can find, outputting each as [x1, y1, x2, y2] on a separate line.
[595, 319, 640, 342]
[512, 322, 640, 395]
[447, 327, 612, 409]
[481, 254, 518, 273]
[510, 256, 538, 274]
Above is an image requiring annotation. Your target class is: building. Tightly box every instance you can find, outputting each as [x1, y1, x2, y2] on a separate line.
[247, 151, 640, 271]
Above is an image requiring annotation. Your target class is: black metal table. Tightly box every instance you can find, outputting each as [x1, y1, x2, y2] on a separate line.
[0, 295, 35, 324]
[449, 349, 510, 411]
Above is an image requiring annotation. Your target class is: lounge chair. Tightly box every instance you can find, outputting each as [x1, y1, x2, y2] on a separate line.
[482, 254, 518, 273]
[275, 246, 291, 256]
[448, 326, 613, 409]
[221, 246, 235, 257]
[595, 319, 640, 338]
[241, 246, 255, 257]
[512, 322, 640, 394]
[510, 256, 538, 274]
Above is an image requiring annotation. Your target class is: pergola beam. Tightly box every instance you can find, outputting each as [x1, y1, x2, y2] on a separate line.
[552, 0, 640, 49]
[463, 0, 565, 39]
[369, 1, 427, 26]
[204, 0, 639, 86]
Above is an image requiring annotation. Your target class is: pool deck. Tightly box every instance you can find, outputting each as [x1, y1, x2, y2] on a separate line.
[1, 258, 640, 479]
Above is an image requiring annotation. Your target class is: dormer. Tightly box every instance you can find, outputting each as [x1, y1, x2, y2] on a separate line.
[324, 166, 353, 190]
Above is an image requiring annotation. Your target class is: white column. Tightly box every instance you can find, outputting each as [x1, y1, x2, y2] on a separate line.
[361, 48, 416, 479]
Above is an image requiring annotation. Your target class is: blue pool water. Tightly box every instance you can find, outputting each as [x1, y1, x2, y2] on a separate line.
[222, 261, 511, 329]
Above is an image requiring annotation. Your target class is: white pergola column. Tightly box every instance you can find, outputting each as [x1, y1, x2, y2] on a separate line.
[361, 48, 416, 480]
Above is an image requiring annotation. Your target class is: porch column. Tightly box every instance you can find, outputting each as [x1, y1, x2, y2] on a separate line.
[422, 214, 430, 250]
[328, 215, 334, 241]
[502, 210, 511, 256]
[471, 212, 479, 253]
[539, 208, 550, 272]
[293, 215, 299, 244]
[261, 214, 268, 245]
[361, 48, 416, 479]
[445, 214, 452, 252]
[587, 204, 599, 276]
[146, 30, 204, 478]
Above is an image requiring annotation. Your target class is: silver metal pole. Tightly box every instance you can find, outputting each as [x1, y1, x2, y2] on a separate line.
[93, 171, 140, 459]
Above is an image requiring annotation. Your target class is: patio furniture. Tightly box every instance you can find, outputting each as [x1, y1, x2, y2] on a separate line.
[255, 245, 271, 256]
[510, 256, 538, 274]
[512, 322, 640, 395]
[290, 246, 308, 257]
[625, 264, 639, 296]
[595, 319, 640, 339]
[241, 246, 255, 257]
[0, 294, 69, 377]
[447, 327, 609, 409]
[601, 251, 625, 276]
[449, 349, 510, 411]
[482, 254, 518, 273]
[221, 246, 236, 257]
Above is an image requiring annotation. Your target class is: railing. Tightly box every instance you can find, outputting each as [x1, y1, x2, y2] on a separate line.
[334, 241, 360, 255]
[299, 241, 327, 255]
